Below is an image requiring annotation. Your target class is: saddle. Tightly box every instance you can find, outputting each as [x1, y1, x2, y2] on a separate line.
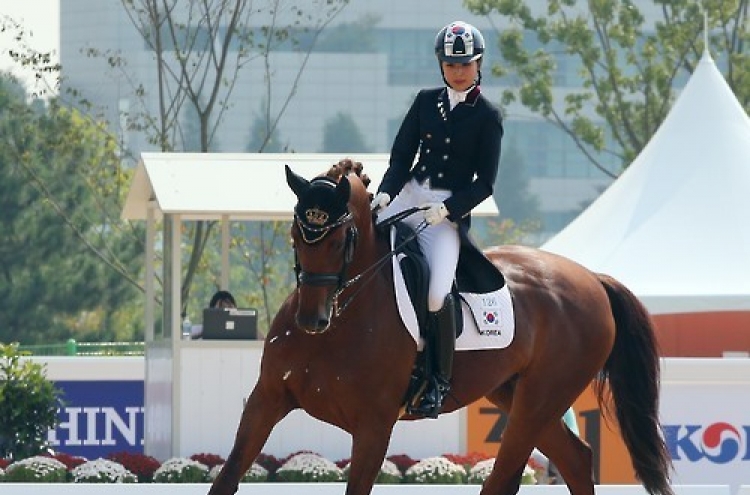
[388, 220, 507, 414]
[391, 220, 506, 339]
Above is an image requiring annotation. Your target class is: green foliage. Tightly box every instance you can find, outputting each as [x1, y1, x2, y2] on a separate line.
[0, 344, 62, 460]
[152, 457, 209, 483]
[495, 139, 541, 225]
[321, 111, 371, 153]
[3, 456, 68, 482]
[0, 75, 142, 344]
[465, 0, 750, 174]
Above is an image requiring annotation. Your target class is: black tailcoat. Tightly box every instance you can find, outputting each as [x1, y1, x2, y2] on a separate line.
[379, 86, 503, 230]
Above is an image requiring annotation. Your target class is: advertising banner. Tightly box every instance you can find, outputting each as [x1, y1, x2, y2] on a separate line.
[47, 380, 144, 459]
[467, 359, 750, 492]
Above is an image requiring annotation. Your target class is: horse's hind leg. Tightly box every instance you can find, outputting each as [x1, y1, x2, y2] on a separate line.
[536, 419, 594, 493]
[208, 382, 293, 495]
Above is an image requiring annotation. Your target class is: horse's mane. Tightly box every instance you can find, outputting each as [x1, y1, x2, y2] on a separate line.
[322, 158, 372, 193]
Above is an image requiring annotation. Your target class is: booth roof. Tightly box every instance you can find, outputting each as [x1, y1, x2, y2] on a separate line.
[542, 52, 750, 315]
[122, 152, 500, 221]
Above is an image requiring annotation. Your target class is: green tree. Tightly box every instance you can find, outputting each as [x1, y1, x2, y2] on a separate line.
[0, 75, 142, 344]
[321, 111, 371, 153]
[465, 0, 750, 175]
[495, 139, 541, 224]
[0, 343, 62, 460]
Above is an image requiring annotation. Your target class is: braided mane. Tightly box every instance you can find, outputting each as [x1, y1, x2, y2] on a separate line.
[323, 158, 372, 191]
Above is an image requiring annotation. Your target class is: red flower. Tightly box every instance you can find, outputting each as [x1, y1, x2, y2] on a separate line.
[107, 451, 161, 482]
[190, 453, 226, 469]
[44, 452, 87, 470]
[386, 454, 418, 474]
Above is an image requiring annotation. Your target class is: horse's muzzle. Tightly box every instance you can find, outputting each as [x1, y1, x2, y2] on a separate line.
[295, 311, 331, 334]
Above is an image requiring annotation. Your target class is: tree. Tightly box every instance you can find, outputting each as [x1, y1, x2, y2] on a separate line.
[0, 343, 62, 460]
[0, 74, 142, 344]
[465, 0, 750, 175]
[321, 111, 371, 153]
[495, 139, 541, 225]
[109, 0, 349, 324]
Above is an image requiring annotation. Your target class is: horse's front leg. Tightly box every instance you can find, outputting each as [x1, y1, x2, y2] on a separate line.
[345, 420, 397, 495]
[208, 380, 293, 495]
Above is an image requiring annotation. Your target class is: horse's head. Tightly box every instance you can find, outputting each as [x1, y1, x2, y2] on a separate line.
[285, 164, 361, 334]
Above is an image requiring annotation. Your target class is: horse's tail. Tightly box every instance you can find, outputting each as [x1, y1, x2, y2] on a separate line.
[596, 273, 674, 495]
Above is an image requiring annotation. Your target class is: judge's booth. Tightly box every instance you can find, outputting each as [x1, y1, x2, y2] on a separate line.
[121, 152, 500, 461]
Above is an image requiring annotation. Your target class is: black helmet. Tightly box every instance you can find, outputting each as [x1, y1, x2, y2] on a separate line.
[434, 21, 485, 64]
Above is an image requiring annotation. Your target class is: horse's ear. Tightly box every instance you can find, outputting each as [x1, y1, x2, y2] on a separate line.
[285, 164, 309, 198]
[335, 175, 351, 204]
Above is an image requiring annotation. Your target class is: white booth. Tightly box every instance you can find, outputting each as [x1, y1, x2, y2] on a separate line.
[121, 152, 499, 460]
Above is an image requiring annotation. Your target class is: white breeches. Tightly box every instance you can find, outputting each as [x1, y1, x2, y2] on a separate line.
[377, 178, 459, 312]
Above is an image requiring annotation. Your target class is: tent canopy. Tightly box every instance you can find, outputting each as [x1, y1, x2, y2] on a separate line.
[542, 52, 750, 315]
[122, 152, 500, 221]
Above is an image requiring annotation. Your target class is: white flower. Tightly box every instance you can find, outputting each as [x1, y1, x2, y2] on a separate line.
[6, 456, 67, 477]
[72, 458, 137, 483]
[209, 462, 268, 482]
[404, 456, 466, 484]
[153, 457, 209, 483]
[468, 458, 537, 485]
[468, 458, 495, 483]
[342, 458, 402, 483]
[276, 452, 344, 482]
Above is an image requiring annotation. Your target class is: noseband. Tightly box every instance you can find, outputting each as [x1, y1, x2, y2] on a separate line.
[293, 211, 358, 295]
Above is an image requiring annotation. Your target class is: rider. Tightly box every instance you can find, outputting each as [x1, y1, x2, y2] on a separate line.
[371, 21, 504, 418]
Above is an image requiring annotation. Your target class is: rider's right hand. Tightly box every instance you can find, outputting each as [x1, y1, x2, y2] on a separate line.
[370, 192, 391, 212]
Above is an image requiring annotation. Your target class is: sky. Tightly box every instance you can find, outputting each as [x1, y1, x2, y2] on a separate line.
[0, 0, 60, 91]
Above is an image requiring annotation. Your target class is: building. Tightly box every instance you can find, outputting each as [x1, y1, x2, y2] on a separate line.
[60, 0, 620, 241]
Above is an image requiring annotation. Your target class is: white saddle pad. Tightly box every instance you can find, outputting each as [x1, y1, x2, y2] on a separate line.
[390, 230, 515, 351]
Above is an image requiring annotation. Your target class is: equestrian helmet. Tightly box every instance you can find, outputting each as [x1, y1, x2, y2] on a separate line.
[434, 21, 485, 64]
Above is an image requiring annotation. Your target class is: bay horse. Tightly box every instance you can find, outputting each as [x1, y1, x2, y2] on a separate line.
[208, 160, 673, 495]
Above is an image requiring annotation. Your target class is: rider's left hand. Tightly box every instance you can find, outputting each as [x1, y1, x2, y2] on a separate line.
[422, 202, 449, 225]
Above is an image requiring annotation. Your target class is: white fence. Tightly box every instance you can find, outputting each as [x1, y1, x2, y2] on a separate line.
[1, 484, 738, 495]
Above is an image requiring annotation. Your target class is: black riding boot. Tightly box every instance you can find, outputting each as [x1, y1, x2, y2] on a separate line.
[410, 294, 456, 418]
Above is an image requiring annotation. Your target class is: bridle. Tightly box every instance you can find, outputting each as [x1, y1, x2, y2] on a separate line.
[293, 204, 426, 317]
[293, 210, 359, 296]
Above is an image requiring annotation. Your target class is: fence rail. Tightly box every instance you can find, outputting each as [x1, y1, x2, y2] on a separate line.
[18, 339, 145, 356]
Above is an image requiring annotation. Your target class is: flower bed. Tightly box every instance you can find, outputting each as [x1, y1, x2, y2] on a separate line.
[0, 450, 544, 485]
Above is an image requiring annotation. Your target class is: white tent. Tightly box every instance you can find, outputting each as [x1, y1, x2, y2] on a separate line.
[542, 52, 750, 315]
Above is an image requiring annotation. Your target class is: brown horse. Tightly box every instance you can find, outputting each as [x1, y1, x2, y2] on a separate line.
[208, 160, 673, 495]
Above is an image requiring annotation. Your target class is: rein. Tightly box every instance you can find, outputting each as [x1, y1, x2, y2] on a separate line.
[331, 207, 427, 316]
[295, 206, 427, 317]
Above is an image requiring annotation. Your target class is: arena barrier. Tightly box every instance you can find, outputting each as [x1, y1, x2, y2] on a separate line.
[0, 483, 735, 495]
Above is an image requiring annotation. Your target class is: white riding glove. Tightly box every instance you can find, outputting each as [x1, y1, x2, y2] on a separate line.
[370, 192, 391, 212]
[422, 202, 449, 225]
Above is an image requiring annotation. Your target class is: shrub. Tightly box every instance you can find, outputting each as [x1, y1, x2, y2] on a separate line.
[404, 456, 466, 484]
[0, 344, 63, 460]
[275, 452, 344, 482]
[386, 453, 418, 474]
[46, 452, 87, 470]
[4, 456, 67, 482]
[342, 458, 402, 484]
[153, 457, 209, 483]
[107, 451, 161, 483]
[191, 452, 226, 469]
[254, 453, 281, 477]
[468, 458, 537, 485]
[444, 451, 493, 471]
[209, 462, 268, 482]
[72, 458, 137, 483]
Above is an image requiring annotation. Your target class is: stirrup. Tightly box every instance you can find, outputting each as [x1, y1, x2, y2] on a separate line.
[407, 378, 450, 418]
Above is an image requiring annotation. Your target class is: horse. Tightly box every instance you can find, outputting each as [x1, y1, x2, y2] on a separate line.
[208, 159, 674, 495]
